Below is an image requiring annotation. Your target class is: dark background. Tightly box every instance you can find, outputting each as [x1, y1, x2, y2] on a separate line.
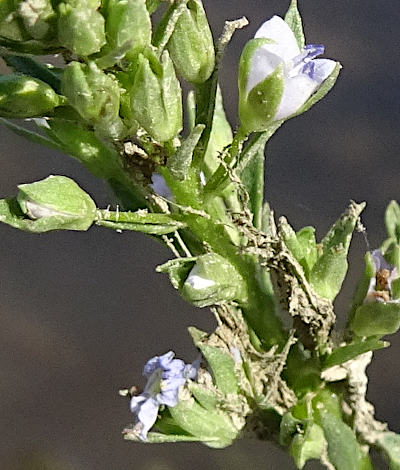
[1, 1, 399, 469]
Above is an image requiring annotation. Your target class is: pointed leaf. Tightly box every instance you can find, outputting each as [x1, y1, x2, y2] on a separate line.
[385, 200, 400, 242]
[189, 382, 219, 410]
[322, 337, 389, 369]
[319, 411, 364, 470]
[197, 344, 238, 395]
[310, 201, 365, 300]
[284, 0, 305, 49]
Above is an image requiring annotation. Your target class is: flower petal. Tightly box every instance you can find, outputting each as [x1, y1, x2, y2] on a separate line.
[305, 58, 336, 84]
[274, 74, 318, 120]
[137, 397, 160, 439]
[130, 395, 147, 413]
[246, 46, 282, 93]
[254, 16, 300, 61]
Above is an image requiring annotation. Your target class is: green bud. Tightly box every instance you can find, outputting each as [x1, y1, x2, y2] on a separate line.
[18, 0, 56, 40]
[181, 253, 245, 307]
[166, 0, 215, 84]
[129, 49, 182, 142]
[0, 175, 96, 232]
[0, 74, 61, 117]
[57, 1, 106, 56]
[101, 0, 151, 61]
[61, 61, 124, 138]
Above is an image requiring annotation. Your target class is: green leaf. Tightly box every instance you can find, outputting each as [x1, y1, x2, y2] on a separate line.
[351, 302, 400, 337]
[156, 257, 196, 289]
[124, 431, 202, 443]
[290, 423, 325, 469]
[0, 118, 64, 152]
[385, 200, 400, 242]
[189, 382, 219, 410]
[4, 55, 62, 93]
[378, 432, 400, 470]
[197, 344, 238, 395]
[322, 337, 389, 369]
[95, 209, 186, 234]
[284, 0, 305, 49]
[167, 124, 205, 180]
[319, 410, 364, 470]
[309, 201, 365, 300]
[168, 398, 238, 448]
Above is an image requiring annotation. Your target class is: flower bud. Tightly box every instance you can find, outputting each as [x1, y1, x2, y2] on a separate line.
[166, 0, 214, 84]
[129, 50, 182, 142]
[0, 74, 61, 118]
[61, 61, 124, 139]
[57, 1, 106, 56]
[182, 253, 245, 307]
[101, 0, 151, 61]
[18, 0, 56, 40]
[238, 16, 337, 132]
[0, 176, 97, 232]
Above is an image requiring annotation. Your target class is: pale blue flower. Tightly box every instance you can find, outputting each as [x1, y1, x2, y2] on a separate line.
[247, 15, 336, 120]
[130, 351, 198, 439]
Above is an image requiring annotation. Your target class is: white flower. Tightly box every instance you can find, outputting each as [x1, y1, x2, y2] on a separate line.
[240, 15, 337, 125]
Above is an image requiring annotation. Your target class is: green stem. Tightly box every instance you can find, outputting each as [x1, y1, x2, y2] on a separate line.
[161, 167, 286, 349]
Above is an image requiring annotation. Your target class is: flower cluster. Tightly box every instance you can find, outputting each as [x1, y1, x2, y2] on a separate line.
[129, 351, 198, 439]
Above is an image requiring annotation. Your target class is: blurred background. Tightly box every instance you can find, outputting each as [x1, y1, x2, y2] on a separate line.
[0, 1, 399, 469]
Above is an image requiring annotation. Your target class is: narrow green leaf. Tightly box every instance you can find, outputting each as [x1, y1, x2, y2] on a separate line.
[167, 124, 205, 180]
[0, 118, 64, 152]
[385, 200, 400, 242]
[198, 344, 238, 395]
[124, 431, 202, 443]
[95, 209, 186, 234]
[284, 0, 305, 49]
[4, 55, 62, 93]
[322, 337, 389, 369]
[310, 201, 365, 300]
[319, 411, 363, 470]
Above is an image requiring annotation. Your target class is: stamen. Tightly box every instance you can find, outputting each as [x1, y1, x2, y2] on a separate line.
[304, 44, 325, 59]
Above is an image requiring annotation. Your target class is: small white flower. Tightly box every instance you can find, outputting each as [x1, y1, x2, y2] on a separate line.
[243, 15, 337, 122]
